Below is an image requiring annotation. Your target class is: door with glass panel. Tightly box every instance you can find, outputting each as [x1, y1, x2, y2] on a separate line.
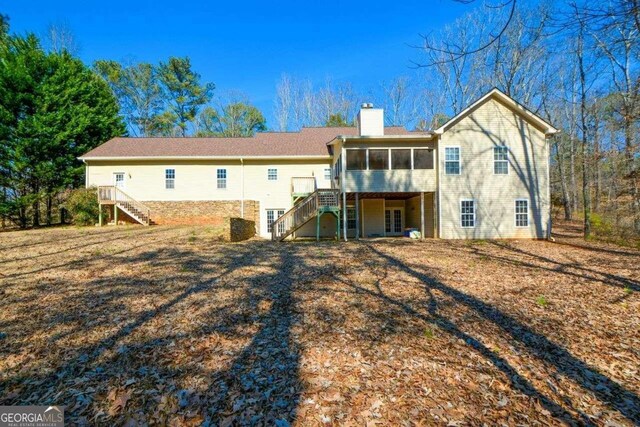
[113, 172, 125, 189]
[384, 208, 403, 236]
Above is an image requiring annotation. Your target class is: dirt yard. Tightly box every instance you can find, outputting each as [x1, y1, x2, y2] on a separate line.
[0, 223, 638, 426]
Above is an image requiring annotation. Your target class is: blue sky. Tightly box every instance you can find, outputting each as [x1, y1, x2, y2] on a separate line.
[3, 0, 471, 127]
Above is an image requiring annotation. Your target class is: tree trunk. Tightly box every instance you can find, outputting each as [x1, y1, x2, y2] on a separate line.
[570, 136, 579, 214]
[624, 117, 640, 232]
[32, 200, 40, 228]
[555, 138, 572, 220]
[577, 28, 591, 239]
[46, 194, 53, 226]
[593, 113, 601, 212]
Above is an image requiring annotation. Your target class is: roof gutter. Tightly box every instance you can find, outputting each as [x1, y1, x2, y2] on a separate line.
[78, 155, 332, 161]
[327, 133, 436, 145]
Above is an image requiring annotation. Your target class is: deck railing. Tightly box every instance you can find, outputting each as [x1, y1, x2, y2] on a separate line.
[291, 177, 317, 195]
[271, 189, 339, 241]
[97, 186, 151, 226]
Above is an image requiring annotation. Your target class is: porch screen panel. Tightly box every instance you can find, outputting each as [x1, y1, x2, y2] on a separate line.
[391, 149, 411, 170]
[346, 150, 366, 170]
[414, 149, 434, 169]
[369, 149, 389, 170]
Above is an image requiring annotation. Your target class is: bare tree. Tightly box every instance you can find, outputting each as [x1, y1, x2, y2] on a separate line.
[45, 21, 79, 54]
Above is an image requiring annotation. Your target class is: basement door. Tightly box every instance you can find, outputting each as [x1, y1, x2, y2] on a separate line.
[384, 208, 404, 236]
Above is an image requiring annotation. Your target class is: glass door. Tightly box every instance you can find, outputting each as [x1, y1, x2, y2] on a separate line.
[114, 172, 125, 189]
[384, 208, 404, 236]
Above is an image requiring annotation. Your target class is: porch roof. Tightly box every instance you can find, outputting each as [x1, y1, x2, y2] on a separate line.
[344, 191, 424, 200]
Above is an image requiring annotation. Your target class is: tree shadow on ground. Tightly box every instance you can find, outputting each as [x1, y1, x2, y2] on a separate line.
[0, 239, 304, 426]
[476, 240, 640, 292]
[348, 241, 640, 425]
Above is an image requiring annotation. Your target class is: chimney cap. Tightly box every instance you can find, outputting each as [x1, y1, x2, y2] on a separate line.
[361, 102, 374, 109]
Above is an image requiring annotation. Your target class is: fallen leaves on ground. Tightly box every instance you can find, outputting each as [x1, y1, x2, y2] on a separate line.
[0, 221, 638, 425]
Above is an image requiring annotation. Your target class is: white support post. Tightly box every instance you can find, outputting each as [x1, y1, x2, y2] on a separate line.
[343, 191, 348, 241]
[355, 192, 360, 240]
[420, 192, 425, 240]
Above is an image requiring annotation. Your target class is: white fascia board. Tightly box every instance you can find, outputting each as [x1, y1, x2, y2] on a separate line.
[78, 155, 332, 161]
[434, 88, 559, 136]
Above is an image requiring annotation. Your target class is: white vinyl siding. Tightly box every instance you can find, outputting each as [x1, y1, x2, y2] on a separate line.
[494, 146, 509, 175]
[460, 199, 475, 228]
[515, 199, 529, 227]
[439, 97, 550, 239]
[445, 147, 460, 175]
[165, 168, 175, 189]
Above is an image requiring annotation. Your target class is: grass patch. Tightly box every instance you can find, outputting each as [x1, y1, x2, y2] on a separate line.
[535, 295, 549, 307]
[424, 327, 435, 339]
[624, 286, 633, 295]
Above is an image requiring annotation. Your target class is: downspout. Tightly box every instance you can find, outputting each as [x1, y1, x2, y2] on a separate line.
[240, 158, 244, 218]
[341, 138, 347, 241]
[437, 136, 442, 239]
[82, 159, 88, 188]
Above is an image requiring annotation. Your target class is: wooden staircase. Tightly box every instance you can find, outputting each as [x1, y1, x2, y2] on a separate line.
[271, 189, 340, 241]
[97, 186, 152, 226]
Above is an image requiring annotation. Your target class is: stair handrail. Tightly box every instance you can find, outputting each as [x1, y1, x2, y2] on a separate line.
[97, 185, 151, 225]
[114, 187, 151, 225]
[271, 189, 340, 241]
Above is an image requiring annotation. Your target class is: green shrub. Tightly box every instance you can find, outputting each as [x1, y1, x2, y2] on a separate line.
[590, 213, 613, 236]
[65, 187, 100, 226]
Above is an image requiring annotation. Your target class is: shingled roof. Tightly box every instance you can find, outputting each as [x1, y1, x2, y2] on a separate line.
[80, 126, 413, 159]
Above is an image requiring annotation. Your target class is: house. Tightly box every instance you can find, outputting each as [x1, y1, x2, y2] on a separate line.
[79, 88, 558, 240]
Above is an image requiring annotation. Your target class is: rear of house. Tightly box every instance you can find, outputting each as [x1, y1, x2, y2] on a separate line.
[80, 88, 558, 240]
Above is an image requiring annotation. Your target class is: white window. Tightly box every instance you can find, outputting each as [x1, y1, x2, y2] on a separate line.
[217, 168, 227, 189]
[324, 168, 332, 180]
[347, 207, 356, 230]
[494, 146, 509, 175]
[445, 147, 461, 175]
[268, 168, 278, 181]
[460, 200, 476, 228]
[165, 169, 175, 189]
[515, 199, 529, 227]
[266, 209, 285, 233]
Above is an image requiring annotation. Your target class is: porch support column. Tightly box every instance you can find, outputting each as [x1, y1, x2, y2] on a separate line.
[342, 191, 347, 241]
[420, 192, 425, 240]
[98, 203, 102, 227]
[355, 192, 360, 240]
[114, 204, 118, 226]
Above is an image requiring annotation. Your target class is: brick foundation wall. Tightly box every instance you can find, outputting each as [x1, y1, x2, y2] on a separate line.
[144, 200, 260, 233]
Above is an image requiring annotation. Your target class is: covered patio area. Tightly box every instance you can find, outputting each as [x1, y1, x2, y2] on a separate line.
[341, 191, 437, 240]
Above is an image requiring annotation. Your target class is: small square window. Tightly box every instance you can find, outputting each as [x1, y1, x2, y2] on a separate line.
[217, 168, 227, 189]
[165, 169, 175, 189]
[324, 168, 332, 180]
[268, 168, 278, 181]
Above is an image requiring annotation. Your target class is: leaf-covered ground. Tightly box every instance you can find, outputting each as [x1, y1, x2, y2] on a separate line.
[0, 223, 638, 426]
